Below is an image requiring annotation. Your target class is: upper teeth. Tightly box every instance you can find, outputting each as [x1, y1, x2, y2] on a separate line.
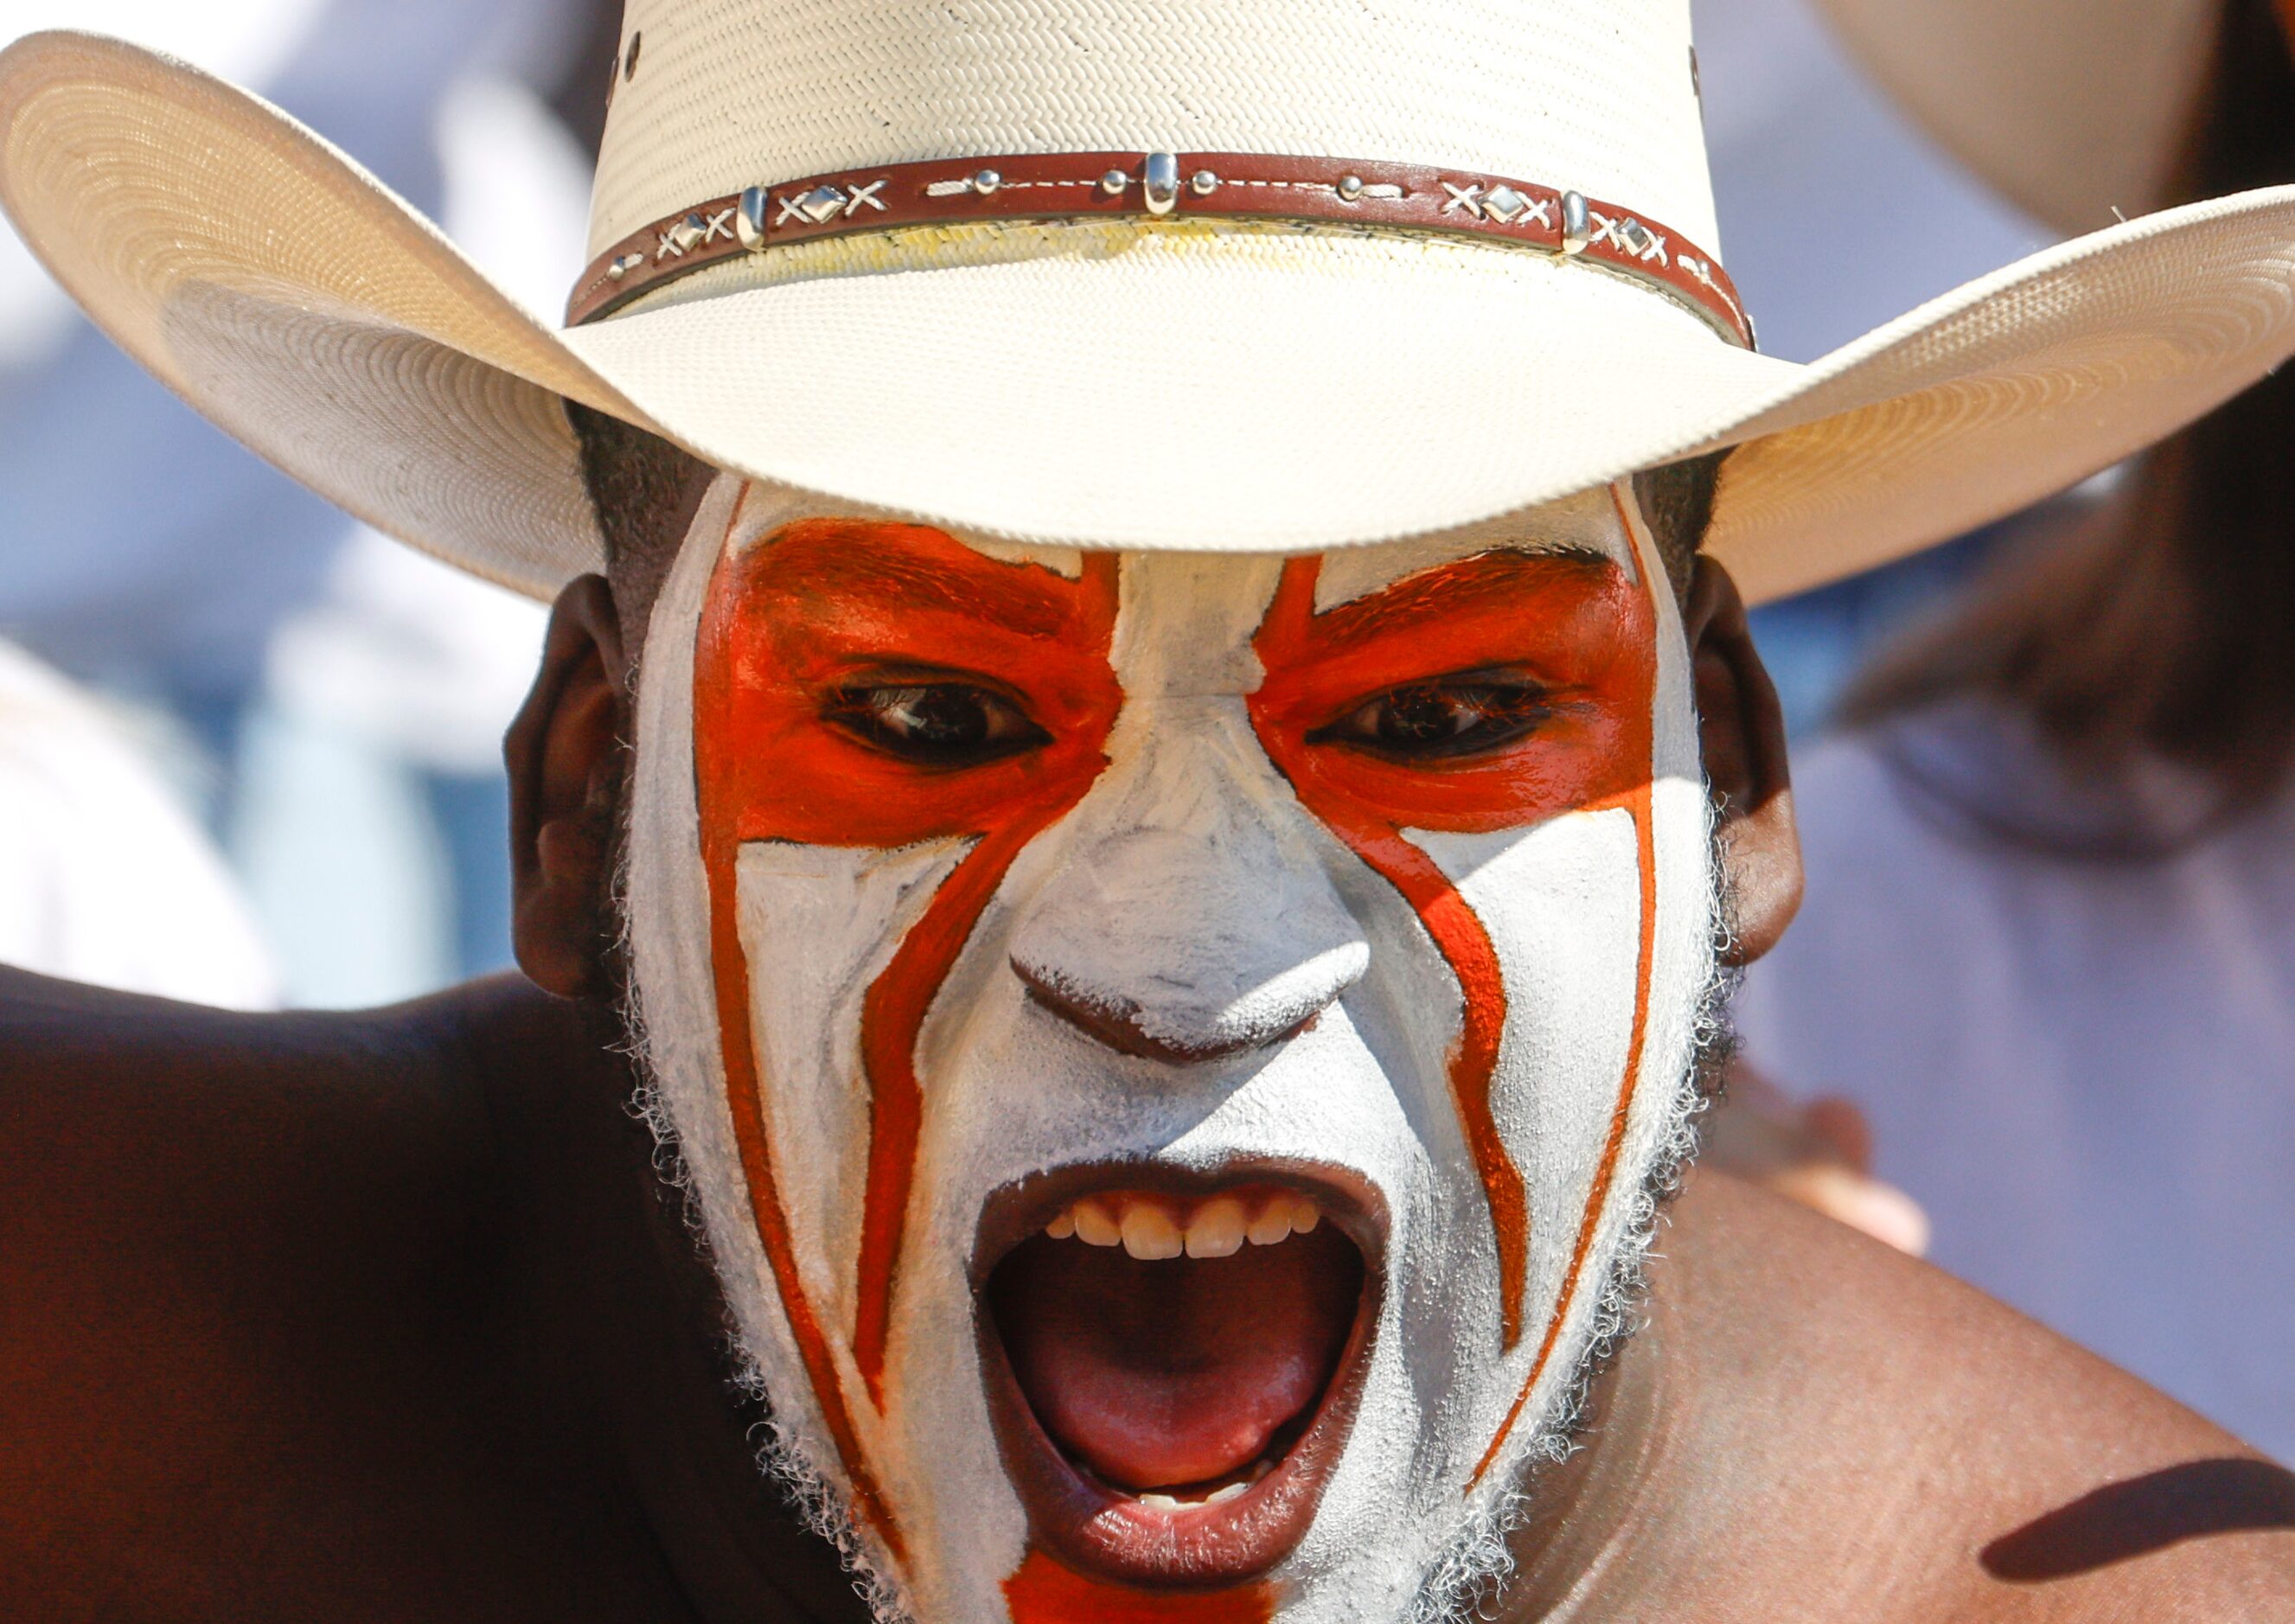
[1046, 1191, 1323, 1259]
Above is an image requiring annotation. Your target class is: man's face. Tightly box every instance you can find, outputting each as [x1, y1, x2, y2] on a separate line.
[623, 476, 1716, 1622]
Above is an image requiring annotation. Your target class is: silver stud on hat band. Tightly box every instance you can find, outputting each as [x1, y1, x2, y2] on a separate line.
[1142, 152, 1180, 216]
[1560, 190, 1592, 256]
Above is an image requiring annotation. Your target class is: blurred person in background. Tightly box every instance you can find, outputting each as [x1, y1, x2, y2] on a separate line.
[0, 0, 612, 1006]
[1736, 0, 2295, 1463]
[1683, 0, 2062, 1254]
[1691, 0, 2055, 734]
[0, 636, 276, 1007]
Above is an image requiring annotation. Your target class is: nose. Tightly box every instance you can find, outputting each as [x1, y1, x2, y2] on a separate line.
[1008, 822, 1369, 1064]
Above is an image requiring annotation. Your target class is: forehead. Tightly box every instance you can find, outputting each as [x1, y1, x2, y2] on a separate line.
[718, 481, 1636, 617]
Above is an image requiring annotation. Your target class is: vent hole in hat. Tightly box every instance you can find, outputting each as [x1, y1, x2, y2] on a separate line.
[624, 31, 642, 82]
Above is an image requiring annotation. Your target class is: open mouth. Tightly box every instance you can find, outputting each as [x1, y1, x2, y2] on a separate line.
[976, 1165, 1383, 1589]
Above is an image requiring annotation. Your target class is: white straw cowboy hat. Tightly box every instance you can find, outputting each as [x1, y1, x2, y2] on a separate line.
[4, 1, 2295, 607]
[1812, 0, 2224, 236]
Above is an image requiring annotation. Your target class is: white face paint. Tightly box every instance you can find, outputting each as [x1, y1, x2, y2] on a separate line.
[624, 476, 1715, 1622]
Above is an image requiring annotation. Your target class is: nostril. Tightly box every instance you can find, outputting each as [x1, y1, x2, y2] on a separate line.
[1011, 958, 1296, 1064]
[1008, 946, 1366, 1065]
[1003, 822, 1370, 1064]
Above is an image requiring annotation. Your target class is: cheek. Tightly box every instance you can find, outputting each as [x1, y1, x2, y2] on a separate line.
[1246, 553, 1661, 1359]
[732, 838, 977, 1312]
[1416, 814, 1647, 1184]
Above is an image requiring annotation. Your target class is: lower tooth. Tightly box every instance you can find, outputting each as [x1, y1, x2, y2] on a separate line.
[1138, 1493, 1180, 1511]
[1205, 1480, 1249, 1505]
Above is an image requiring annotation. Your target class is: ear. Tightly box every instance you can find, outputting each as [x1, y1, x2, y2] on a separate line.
[507, 575, 630, 1000]
[1683, 557, 1803, 965]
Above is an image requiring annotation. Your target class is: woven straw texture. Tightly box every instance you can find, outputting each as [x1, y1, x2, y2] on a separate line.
[591, 0, 1718, 258]
[4, 13, 2295, 605]
[1814, 0, 2220, 235]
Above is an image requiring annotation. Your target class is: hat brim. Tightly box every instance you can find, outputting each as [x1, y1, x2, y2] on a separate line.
[8, 31, 2295, 607]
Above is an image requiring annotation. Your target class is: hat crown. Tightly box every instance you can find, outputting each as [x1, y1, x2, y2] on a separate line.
[588, 0, 1717, 259]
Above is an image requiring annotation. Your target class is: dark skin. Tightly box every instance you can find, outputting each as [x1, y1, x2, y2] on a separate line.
[2, 468, 2289, 1621]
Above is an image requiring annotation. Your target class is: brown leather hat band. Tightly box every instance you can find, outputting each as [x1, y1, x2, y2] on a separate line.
[566, 150, 1753, 347]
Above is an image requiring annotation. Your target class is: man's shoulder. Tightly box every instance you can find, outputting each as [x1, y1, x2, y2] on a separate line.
[1653, 1172, 2295, 1617]
[0, 965, 520, 1225]
[0, 969, 660, 1618]
[0, 965, 532, 1397]
[0, 968, 619, 1352]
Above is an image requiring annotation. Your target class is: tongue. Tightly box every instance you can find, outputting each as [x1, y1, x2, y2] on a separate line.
[988, 1224, 1362, 1492]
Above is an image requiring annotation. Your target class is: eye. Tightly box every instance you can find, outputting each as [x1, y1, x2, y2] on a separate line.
[1309, 676, 1556, 760]
[828, 682, 1049, 764]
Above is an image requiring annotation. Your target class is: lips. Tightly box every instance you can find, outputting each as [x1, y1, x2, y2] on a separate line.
[975, 1167, 1382, 1589]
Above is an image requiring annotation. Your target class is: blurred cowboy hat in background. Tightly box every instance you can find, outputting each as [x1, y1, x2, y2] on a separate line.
[1812, 0, 2227, 235]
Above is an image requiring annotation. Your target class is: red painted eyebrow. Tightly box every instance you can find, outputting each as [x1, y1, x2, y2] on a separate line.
[747, 518, 1087, 642]
[1306, 547, 1621, 647]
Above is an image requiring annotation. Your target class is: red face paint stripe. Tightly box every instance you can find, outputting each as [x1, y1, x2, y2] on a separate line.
[694, 515, 1122, 1538]
[1466, 781, 1657, 1489]
[702, 837, 908, 1556]
[850, 844, 997, 1413]
[853, 553, 1123, 1408]
[1369, 848, 1525, 1346]
[1467, 487, 1665, 1489]
[1249, 539, 1661, 1401]
[694, 497, 905, 1560]
[1343, 832, 1527, 1346]
[1249, 557, 1532, 1348]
